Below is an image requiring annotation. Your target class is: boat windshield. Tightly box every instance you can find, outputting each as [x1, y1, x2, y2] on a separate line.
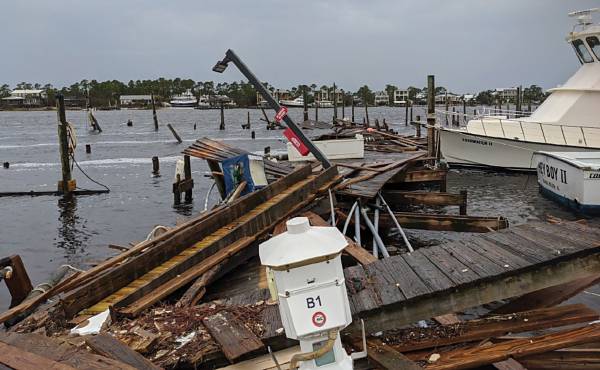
[573, 39, 594, 63]
[586, 36, 600, 61]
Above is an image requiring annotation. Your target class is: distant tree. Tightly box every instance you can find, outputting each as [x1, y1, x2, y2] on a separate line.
[385, 84, 397, 105]
[357, 85, 374, 105]
[476, 90, 494, 105]
[0, 84, 11, 98]
[523, 85, 544, 103]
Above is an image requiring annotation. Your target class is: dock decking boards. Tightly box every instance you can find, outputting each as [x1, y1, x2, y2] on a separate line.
[192, 221, 600, 368]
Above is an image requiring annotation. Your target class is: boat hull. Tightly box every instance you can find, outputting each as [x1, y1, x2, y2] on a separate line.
[439, 128, 600, 171]
[287, 135, 364, 161]
[532, 152, 600, 214]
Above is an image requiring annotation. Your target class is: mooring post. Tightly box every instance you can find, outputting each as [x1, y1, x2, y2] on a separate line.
[151, 93, 159, 131]
[445, 94, 450, 126]
[219, 102, 225, 130]
[261, 107, 271, 128]
[516, 85, 522, 117]
[56, 95, 75, 195]
[459, 190, 468, 215]
[247, 111, 251, 129]
[364, 93, 370, 125]
[303, 88, 309, 122]
[452, 107, 456, 126]
[167, 123, 183, 143]
[207, 160, 226, 199]
[415, 115, 422, 137]
[351, 98, 355, 123]
[173, 174, 182, 205]
[152, 156, 160, 176]
[341, 90, 345, 119]
[3, 162, 8, 169]
[251, 130, 255, 139]
[315, 97, 319, 122]
[333, 83, 338, 123]
[85, 144, 91, 154]
[405, 102, 409, 126]
[463, 99, 467, 125]
[427, 75, 436, 158]
[184, 155, 193, 203]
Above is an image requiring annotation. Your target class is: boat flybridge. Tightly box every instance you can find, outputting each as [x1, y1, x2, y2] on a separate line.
[440, 8, 600, 171]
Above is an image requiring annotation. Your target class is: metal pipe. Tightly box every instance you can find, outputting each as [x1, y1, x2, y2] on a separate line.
[354, 201, 362, 245]
[378, 192, 414, 252]
[359, 205, 389, 258]
[372, 197, 380, 258]
[328, 189, 336, 226]
[342, 201, 357, 235]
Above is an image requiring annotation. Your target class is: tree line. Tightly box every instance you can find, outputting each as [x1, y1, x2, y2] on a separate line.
[0, 79, 546, 108]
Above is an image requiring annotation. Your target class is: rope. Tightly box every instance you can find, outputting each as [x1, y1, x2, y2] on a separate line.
[70, 154, 111, 192]
[60, 264, 85, 273]
[146, 225, 169, 241]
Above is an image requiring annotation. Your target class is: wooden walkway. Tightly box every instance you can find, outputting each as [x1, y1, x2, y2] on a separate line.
[195, 221, 600, 367]
[58, 165, 340, 318]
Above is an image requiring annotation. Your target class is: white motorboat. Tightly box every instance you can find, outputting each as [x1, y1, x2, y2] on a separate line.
[315, 100, 334, 108]
[533, 151, 600, 214]
[280, 97, 305, 107]
[170, 90, 198, 108]
[440, 8, 600, 171]
[287, 134, 364, 161]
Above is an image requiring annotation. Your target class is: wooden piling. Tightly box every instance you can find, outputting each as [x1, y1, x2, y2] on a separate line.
[333, 83, 338, 123]
[85, 144, 91, 154]
[410, 101, 413, 123]
[459, 190, 468, 215]
[463, 100, 467, 125]
[167, 123, 183, 144]
[151, 94, 159, 131]
[364, 93, 370, 124]
[56, 95, 74, 195]
[219, 102, 225, 130]
[260, 107, 271, 128]
[184, 155, 192, 203]
[247, 111, 251, 129]
[351, 98, 355, 123]
[516, 85, 522, 117]
[251, 130, 255, 139]
[405, 103, 409, 126]
[303, 88, 309, 122]
[152, 156, 159, 176]
[315, 98, 319, 122]
[341, 91, 345, 119]
[415, 115, 422, 137]
[452, 107, 456, 127]
[427, 75, 436, 158]
[2, 162, 8, 169]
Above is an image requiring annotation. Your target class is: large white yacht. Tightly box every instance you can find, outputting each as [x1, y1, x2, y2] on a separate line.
[440, 9, 600, 171]
[280, 97, 305, 107]
[170, 90, 198, 108]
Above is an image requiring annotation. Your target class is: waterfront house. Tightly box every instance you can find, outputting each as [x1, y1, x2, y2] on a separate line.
[374, 91, 390, 105]
[493, 87, 518, 102]
[393, 89, 409, 105]
[119, 95, 153, 107]
[435, 92, 462, 104]
[1, 89, 47, 107]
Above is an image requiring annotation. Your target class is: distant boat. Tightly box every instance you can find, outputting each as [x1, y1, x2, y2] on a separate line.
[170, 90, 197, 108]
[315, 100, 334, 108]
[533, 151, 600, 214]
[280, 97, 305, 107]
[440, 8, 600, 170]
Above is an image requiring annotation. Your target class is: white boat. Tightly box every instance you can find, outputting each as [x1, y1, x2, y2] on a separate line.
[170, 90, 197, 108]
[287, 134, 364, 161]
[440, 8, 600, 171]
[315, 100, 334, 108]
[280, 97, 305, 107]
[533, 151, 600, 214]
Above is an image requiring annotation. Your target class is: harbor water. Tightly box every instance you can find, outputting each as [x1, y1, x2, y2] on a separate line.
[0, 107, 590, 309]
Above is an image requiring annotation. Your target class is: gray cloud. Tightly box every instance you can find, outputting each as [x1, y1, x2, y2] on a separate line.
[1, 0, 597, 92]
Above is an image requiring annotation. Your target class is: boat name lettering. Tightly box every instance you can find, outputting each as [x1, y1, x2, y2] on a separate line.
[590, 173, 600, 179]
[537, 162, 567, 184]
[462, 138, 492, 146]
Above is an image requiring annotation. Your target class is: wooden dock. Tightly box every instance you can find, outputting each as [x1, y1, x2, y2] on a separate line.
[187, 221, 600, 368]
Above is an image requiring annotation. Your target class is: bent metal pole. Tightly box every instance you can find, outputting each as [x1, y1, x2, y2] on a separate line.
[214, 49, 332, 169]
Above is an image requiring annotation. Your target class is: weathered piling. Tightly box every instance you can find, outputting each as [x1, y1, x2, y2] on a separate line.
[445, 93, 450, 126]
[415, 115, 422, 137]
[516, 85, 523, 117]
[260, 107, 271, 128]
[219, 102, 225, 130]
[427, 75, 436, 158]
[127, 119, 133, 127]
[405, 103, 409, 126]
[303, 88, 309, 122]
[56, 95, 75, 195]
[364, 93, 370, 124]
[351, 99, 355, 123]
[315, 98, 319, 122]
[341, 90, 345, 119]
[173, 155, 194, 205]
[333, 83, 338, 123]
[410, 102, 413, 123]
[152, 156, 160, 176]
[167, 124, 183, 144]
[247, 112, 251, 129]
[3, 162, 9, 169]
[85, 144, 91, 154]
[463, 100, 467, 125]
[251, 130, 255, 139]
[151, 94, 159, 131]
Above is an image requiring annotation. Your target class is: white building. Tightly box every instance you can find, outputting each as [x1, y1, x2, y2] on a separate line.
[374, 91, 389, 105]
[393, 89, 409, 105]
[2, 89, 47, 107]
[494, 87, 518, 102]
[119, 95, 153, 106]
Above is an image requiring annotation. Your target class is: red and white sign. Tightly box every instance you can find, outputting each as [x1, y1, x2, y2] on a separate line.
[283, 128, 310, 156]
[274, 107, 288, 123]
[312, 311, 327, 327]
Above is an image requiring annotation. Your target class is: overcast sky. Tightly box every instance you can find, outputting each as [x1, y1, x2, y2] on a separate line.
[2, 0, 597, 93]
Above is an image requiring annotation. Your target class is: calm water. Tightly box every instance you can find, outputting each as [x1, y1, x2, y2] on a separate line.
[0, 106, 590, 309]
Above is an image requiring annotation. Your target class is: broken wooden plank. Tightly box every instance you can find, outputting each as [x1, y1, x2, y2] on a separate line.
[0, 255, 33, 307]
[520, 348, 600, 370]
[425, 323, 600, 370]
[396, 169, 447, 183]
[385, 304, 598, 353]
[202, 310, 265, 362]
[0, 341, 76, 370]
[493, 358, 529, 370]
[85, 334, 162, 370]
[490, 273, 600, 315]
[381, 190, 466, 209]
[377, 212, 509, 232]
[177, 261, 226, 307]
[347, 337, 422, 370]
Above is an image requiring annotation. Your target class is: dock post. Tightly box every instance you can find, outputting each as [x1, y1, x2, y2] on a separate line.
[452, 107, 456, 126]
[410, 101, 413, 123]
[251, 130, 255, 139]
[207, 160, 226, 199]
[333, 83, 338, 123]
[364, 93, 370, 125]
[85, 144, 91, 154]
[315, 98, 319, 122]
[152, 156, 160, 176]
[173, 174, 182, 205]
[260, 107, 271, 128]
[459, 190, 468, 215]
[405, 102, 409, 126]
[167, 123, 183, 143]
[445, 94, 449, 126]
[516, 85, 522, 117]
[184, 155, 193, 203]
[56, 94, 75, 195]
[427, 75, 436, 158]
[341, 90, 345, 119]
[415, 115, 422, 137]
[463, 99, 467, 124]
[351, 98, 355, 123]
[151, 94, 159, 131]
[247, 111, 251, 129]
[219, 102, 225, 130]
[3, 162, 8, 169]
[303, 88, 309, 122]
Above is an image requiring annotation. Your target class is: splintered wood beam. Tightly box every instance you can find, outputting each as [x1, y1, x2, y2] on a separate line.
[346, 337, 422, 370]
[489, 273, 600, 315]
[376, 212, 508, 232]
[382, 190, 467, 213]
[344, 252, 600, 336]
[424, 323, 600, 370]
[385, 304, 598, 353]
[85, 334, 162, 370]
[202, 310, 265, 362]
[0, 341, 76, 370]
[520, 348, 600, 370]
[395, 169, 447, 183]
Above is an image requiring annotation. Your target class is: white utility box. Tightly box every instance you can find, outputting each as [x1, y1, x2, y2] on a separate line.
[259, 217, 354, 370]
